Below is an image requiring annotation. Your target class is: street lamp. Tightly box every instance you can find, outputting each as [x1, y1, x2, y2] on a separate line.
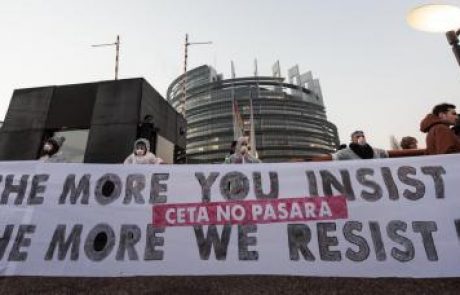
[407, 4, 460, 67]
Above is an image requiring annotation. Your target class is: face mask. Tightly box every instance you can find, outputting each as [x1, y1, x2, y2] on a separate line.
[43, 143, 53, 152]
[135, 149, 146, 156]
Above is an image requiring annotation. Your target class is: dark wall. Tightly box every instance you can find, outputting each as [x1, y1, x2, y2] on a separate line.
[46, 83, 98, 129]
[0, 87, 54, 160]
[0, 78, 186, 163]
[84, 79, 142, 163]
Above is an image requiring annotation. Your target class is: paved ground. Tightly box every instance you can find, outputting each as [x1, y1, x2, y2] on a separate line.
[1, 276, 460, 295]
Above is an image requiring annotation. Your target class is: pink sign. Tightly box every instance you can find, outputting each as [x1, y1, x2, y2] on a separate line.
[153, 196, 348, 227]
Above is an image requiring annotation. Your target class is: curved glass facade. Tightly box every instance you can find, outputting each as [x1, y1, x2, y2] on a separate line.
[166, 65, 339, 163]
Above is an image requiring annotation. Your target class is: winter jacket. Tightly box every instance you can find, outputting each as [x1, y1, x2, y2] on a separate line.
[124, 138, 162, 164]
[332, 147, 388, 161]
[420, 114, 460, 155]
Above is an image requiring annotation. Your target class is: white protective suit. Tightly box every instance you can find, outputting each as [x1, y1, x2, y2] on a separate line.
[124, 138, 162, 164]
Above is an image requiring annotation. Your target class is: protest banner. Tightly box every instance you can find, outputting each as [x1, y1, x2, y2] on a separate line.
[0, 154, 459, 277]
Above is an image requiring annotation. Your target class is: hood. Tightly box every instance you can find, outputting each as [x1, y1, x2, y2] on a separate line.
[43, 136, 65, 156]
[235, 136, 247, 155]
[420, 114, 450, 133]
[133, 138, 151, 152]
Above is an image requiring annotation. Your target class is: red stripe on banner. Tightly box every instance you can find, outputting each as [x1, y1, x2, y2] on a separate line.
[152, 196, 348, 227]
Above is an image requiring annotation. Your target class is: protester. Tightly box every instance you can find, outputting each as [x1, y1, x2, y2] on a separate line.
[332, 130, 388, 160]
[39, 136, 67, 163]
[420, 103, 460, 155]
[124, 138, 163, 164]
[400, 136, 418, 150]
[137, 115, 155, 138]
[227, 136, 261, 164]
[137, 115, 156, 150]
[224, 140, 237, 163]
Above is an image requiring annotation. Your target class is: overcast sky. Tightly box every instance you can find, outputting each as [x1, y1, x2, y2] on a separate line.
[0, 0, 459, 149]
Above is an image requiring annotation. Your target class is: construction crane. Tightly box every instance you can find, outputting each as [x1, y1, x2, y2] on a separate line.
[181, 33, 212, 115]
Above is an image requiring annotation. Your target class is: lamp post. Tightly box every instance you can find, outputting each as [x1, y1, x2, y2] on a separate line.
[407, 4, 460, 67]
[181, 34, 212, 115]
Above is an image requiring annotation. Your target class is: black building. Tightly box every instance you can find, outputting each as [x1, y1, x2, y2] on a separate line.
[0, 78, 186, 163]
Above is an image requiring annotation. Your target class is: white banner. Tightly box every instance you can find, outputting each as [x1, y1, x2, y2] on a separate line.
[1, 155, 460, 278]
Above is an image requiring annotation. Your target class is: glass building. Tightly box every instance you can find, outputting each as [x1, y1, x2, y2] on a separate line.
[166, 64, 339, 163]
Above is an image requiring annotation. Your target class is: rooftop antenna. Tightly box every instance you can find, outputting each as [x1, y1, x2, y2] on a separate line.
[92, 35, 120, 80]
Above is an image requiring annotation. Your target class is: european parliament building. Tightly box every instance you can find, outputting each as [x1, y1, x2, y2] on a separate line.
[166, 63, 339, 163]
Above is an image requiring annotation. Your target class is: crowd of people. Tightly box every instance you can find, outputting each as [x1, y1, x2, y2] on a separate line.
[331, 102, 460, 161]
[332, 103, 460, 161]
[38, 102, 460, 165]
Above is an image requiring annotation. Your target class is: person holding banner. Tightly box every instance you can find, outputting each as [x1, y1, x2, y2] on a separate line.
[332, 130, 388, 160]
[227, 136, 261, 164]
[38, 136, 67, 163]
[420, 103, 460, 155]
[124, 138, 163, 164]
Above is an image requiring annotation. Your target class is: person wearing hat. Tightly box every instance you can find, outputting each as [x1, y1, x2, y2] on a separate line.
[332, 130, 388, 161]
[39, 136, 67, 163]
[124, 138, 163, 164]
